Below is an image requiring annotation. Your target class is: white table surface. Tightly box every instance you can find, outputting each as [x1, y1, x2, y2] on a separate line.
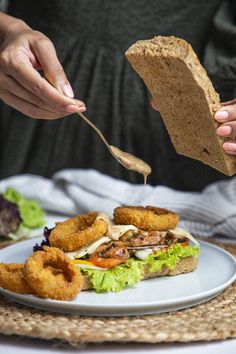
[0, 334, 235, 354]
[0, 220, 235, 354]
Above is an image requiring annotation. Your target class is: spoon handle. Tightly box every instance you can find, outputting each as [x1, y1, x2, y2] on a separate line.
[77, 112, 111, 152]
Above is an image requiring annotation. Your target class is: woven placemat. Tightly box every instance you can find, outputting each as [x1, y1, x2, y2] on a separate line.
[0, 240, 235, 345]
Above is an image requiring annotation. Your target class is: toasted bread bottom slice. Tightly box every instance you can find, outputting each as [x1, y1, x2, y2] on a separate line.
[81, 255, 198, 291]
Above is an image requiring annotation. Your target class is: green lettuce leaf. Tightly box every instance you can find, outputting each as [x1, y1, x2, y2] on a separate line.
[81, 244, 200, 293]
[7, 225, 30, 241]
[146, 244, 200, 273]
[3, 187, 45, 229]
[81, 257, 143, 292]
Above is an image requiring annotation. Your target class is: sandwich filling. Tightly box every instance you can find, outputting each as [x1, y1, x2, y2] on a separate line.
[34, 207, 200, 292]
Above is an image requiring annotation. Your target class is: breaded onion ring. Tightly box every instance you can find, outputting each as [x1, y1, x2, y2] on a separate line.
[23, 246, 83, 300]
[113, 206, 179, 231]
[49, 212, 107, 252]
[0, 263, 33, 294]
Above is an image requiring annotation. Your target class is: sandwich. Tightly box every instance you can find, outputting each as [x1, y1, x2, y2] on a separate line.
[34, 205, 200, 293]
[125, 36, 236, 176]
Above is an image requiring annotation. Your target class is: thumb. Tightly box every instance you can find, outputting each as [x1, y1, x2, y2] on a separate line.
[33, 36, 74, 98]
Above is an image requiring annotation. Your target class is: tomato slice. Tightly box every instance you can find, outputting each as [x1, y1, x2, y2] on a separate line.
[180, 242, 189, 247]
[89, 257, 124, 269]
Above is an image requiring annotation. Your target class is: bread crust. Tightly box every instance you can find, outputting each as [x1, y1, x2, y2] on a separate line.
[125, 36, 236, 176]
[81, 255, 198, 291]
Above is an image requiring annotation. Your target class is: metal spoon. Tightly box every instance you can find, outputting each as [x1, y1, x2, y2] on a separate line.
[77, 111, 151, 183]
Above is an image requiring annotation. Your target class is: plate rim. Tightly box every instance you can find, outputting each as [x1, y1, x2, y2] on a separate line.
[0, 238, 235, 312]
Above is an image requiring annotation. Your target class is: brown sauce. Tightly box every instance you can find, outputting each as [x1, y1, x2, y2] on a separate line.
[109, 145, 151, 184]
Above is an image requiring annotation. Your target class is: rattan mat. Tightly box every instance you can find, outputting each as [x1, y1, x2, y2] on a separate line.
[0, 240, 235, 345]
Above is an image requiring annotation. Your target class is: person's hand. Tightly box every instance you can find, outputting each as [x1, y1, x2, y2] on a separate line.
[150, 98, 159, 111]
[151, 96, 236, 156]
[215, 100, 236, 155]
[0, 17, 86, 119]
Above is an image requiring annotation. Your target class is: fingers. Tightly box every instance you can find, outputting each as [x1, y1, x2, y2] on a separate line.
[150, 98, 159, 111]
[0, 29, 86, 118]
[215, 105, 236, 123]
[222, 140, 236, 155]
[32, 35, 74, 98]
[0, 35, 86, 114]
[216, 122, 236, 137]
[1, 90, 69, 119]
[4, 75, 69, 115]
[10, 61, 85, 113]
[215, 103, 236, 137]
[215, 102, 236, 155]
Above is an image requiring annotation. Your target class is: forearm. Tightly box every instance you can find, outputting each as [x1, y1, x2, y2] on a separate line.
[0, 11, 29, 45]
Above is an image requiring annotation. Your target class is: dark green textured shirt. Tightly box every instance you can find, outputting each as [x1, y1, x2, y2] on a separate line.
[0, 0, 236, 190]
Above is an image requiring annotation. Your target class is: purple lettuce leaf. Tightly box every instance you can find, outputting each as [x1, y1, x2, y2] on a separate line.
[33, 226, 53, 252]
[0, 195, 21, 237]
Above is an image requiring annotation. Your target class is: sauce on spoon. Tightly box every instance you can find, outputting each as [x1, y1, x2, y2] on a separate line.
[109, 145, 151, 184]
[77, 111, 152, 183]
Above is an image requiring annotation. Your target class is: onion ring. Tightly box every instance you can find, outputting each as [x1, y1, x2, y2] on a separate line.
[113, 206, 179, 231]
[23, 246, 83, 300]
[0, 263, 33, 294]
[49, 212, 108, 252]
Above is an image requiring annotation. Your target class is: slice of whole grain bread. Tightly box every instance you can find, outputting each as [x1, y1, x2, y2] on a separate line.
[81, 255, 198, 290]
[125, 36, 236, 176]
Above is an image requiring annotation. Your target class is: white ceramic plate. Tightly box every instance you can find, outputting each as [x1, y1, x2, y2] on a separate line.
[0, 238, 235, 317]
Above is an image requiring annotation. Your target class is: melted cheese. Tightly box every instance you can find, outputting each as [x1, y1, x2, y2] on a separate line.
[66, 236, 110, 259]
[171, 227, 200, 246]
[96, 212, 111, 229]
[96, 212, 138, 240]
[108, 224, 138, 240]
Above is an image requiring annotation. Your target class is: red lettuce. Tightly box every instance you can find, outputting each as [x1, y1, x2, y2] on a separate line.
[0, 195, 21, 237]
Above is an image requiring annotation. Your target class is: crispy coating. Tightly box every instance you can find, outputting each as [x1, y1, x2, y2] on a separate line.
[113, 206, 179, 231]
[23, 246, 83, 300]
[49, 212, 108, 252]
[0, 263, 33, 294]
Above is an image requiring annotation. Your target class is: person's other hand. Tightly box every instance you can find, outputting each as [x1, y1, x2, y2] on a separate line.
[150, 98, 159, 111]
[152, 96, 236, 156]
[0, 20, 85, 119]
[215, 100, 236, 155]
